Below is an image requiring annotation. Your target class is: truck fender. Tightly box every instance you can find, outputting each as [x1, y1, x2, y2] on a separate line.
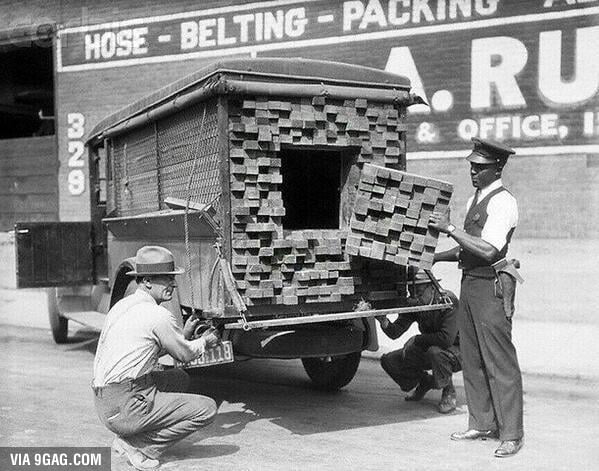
[350, 317, 378, 352]
[109, 258, 136, 308]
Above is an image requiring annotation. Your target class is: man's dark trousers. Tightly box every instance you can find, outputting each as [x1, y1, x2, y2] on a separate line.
[459, 274, 523, 441]
[381, 342, 461, 391]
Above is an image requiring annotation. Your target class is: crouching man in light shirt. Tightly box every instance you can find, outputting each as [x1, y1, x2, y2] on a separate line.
[92, 246, 220, 471]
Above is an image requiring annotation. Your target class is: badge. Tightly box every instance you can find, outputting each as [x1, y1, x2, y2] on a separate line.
[472, 213, 481, 222]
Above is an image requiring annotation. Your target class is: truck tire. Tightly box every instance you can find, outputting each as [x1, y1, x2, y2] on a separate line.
[301, 352, 361, 391]
[47, 288, 68, 344]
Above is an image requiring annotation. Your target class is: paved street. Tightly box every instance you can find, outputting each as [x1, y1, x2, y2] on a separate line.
[1, 322, 598, 471]
[2, 236, 598, 470]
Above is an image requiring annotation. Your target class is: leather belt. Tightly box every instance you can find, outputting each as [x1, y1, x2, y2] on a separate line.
[92, 373, 154, 398]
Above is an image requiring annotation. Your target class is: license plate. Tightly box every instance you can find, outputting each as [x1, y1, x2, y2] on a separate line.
[176, 341, 234, 369]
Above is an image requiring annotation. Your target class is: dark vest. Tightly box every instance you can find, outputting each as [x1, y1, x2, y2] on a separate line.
[459, 186, 515, 278]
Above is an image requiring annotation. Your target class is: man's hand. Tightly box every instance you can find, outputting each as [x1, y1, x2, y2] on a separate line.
[403, 336, 418, 352]
[428, 209, 452, 234]
[375, 315, 389, 328]
[183, 316, 200, 340]
[405, 297, 419, 307]
[201, 327, 221, 349]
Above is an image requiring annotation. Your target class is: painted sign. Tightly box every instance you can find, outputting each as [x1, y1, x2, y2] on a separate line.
[56, 0, 599, 212]
[57, 1, 598, 72]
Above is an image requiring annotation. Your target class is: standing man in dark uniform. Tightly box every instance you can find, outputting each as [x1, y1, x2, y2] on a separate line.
[429, 138, 524, 458]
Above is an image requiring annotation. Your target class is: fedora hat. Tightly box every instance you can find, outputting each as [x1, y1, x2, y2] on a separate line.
[126, 246, 185, 276]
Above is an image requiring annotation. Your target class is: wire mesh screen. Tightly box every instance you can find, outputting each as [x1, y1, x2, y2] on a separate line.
[106, 140, 116, 216]
[108, 98, 221, 218]
[112, 125, 159, 216]
[156, 99, 221, 212]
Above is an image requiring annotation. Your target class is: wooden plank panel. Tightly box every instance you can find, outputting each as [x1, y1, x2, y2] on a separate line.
[0, 176, 57, 195]
[15, 222, 93, 288]
[0, 157, 57, 175]
[0, 213, 56, 229]
[1, 194, 58, 212]
[0, 136, 58, 230]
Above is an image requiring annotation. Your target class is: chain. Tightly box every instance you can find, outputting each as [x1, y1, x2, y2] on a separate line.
[183, 106, 207, 317]
[239, 310, 251, 331]
[210, 240, 251, 331]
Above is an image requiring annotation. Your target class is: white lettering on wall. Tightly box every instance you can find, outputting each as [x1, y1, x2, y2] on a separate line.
[233, 14, 253, 42]
[471, 36, 528, 110]
[264, 10, 285, 40]
[66, 113, 86, 196]
[543, 0, 598, 7]
[180, 22, 197, 49]
[361, 0, 388, 28]
[385, 46, 430, 113]
[181, 9, 306, 49]
[538, 26, 599, 106]
[449, 0, 471, 19]
[84, 28, 148, 60]
[583, 111, 599, 136]
[475, 0, 499, 15]
[457, 113, 566, 140]
[286, 8, 308, 37]
[412, 0, 435, 23]
[343, 0, 499, 30]
[388, 0, 411, 25]
[343, 1, 365, 31]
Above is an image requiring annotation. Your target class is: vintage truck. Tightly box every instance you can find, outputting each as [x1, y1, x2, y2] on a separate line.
[15, 58, 452, 390]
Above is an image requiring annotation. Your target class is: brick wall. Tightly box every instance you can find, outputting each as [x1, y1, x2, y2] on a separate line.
[408, 153, 599, 239]
[2, 0, 597, 239]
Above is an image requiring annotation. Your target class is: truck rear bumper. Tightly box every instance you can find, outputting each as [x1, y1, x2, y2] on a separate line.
[225, 302, 451, 330]
[230, 325, 364, 359]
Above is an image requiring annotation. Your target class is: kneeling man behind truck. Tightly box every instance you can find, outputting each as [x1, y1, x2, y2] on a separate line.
[377, 269, 461, 414]
[92, 246, 221, 471]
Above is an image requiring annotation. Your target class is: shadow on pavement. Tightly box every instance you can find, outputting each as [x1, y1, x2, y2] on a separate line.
[185, 358, 465, 437]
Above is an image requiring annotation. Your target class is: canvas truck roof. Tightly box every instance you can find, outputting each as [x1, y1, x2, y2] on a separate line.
[86, 57, 413, 145]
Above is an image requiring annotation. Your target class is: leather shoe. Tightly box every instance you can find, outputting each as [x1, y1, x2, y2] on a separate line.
[405, 374, 433, 402]
[112, 436, 160, 470]
[494, 439, 523, 458]
[451, 429, 498, 441]
[438, 387, 456, 414]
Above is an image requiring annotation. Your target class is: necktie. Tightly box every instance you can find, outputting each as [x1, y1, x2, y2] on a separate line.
[470, 189, 480, 212]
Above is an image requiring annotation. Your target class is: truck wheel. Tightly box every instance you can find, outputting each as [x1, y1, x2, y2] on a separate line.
[47, 288, 68, 344]
[301, 352, 361, 391]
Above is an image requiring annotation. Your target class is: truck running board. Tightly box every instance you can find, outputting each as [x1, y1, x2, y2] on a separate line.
[224, 303, 452, 330]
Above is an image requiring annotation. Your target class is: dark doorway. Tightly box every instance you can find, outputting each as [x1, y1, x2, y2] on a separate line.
[281, 148, 346, 230]
[0, 33, 55, 139]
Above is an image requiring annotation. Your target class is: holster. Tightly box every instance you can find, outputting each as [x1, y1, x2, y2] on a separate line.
[492, 258, 524, 320]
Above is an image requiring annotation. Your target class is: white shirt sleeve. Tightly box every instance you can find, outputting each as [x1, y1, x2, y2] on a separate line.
[481, 192, 518, 251]
[153, 309, 207, 363]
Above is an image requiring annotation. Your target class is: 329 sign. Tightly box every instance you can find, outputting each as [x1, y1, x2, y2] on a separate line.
[66, 113, 86, 195]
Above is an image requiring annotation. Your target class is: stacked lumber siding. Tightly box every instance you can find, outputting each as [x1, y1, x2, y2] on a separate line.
[228, 96, 407, 306]
[347, 163, 453, 270]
